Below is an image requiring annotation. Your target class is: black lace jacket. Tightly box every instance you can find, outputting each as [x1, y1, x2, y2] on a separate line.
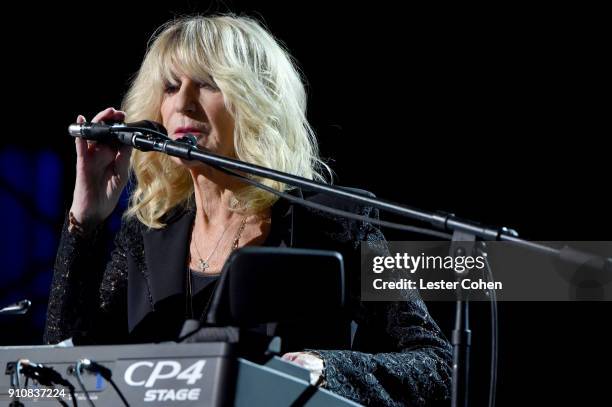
[44, 189, 452, 406]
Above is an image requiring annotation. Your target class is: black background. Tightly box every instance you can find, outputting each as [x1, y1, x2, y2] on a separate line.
[1, 1, 610, 406]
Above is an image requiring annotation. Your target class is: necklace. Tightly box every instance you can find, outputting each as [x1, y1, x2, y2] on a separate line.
[192, 215, 248, 272]
[186, 212, 268, 320]
[186, 215, 247, 320]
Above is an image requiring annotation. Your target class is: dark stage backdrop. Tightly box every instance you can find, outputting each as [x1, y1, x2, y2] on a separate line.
[0, 2, 609, 406]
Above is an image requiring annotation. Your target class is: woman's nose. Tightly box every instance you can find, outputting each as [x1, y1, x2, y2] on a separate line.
[175, 82, 198, 113]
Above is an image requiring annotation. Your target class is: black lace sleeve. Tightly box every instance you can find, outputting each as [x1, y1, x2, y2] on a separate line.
[310, 209, 452, 407]
[43, 214, 131, 345]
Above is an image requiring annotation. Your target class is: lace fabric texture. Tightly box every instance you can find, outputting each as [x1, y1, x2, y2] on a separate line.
[45, 201, 452, 407]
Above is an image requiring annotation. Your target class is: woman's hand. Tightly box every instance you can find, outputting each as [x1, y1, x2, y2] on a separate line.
[282, 352, 324, 385]
[69, 107, 132, 232]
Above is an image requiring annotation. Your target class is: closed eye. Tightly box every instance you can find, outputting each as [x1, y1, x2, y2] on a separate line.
[163, 83, 180, 94]
[198, 81, 219, 91]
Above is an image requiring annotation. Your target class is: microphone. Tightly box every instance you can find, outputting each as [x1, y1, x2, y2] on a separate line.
[68, 120, 168, 142]
[69, 119, 202, 158]
[0, 299, 31, 315]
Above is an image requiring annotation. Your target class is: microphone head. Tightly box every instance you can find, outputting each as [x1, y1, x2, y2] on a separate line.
[0, 299, 32, 315]
[176, 134, 198, 146]
[68, 123, 83, 137]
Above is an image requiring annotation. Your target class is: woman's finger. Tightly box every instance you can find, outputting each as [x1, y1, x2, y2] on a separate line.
[282, 352, 298, 362]
[111, 110, 126, 122]
[115, 145, 133, 180]
[92, 107, 119, 123]
[74, 115, 88, 158]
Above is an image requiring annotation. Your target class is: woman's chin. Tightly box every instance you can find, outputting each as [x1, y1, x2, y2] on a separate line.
[171, 156, 205, 169]
[169, 144, 236, 170]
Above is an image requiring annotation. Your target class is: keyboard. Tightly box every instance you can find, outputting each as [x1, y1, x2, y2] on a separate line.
[1, 342, 360, 406]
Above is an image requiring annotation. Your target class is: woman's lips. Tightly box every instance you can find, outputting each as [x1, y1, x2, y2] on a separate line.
[172, 127, 209, 139]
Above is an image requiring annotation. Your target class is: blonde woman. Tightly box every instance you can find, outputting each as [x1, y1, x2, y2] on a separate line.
[45, 15, 452, 406]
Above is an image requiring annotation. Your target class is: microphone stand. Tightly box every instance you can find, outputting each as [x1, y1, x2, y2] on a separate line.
[72, 126, 612, 407]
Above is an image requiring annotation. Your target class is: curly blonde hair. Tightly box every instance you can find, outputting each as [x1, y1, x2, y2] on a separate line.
[121, 14, 330, 228]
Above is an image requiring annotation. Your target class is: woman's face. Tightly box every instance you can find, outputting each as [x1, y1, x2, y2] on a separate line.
[160, 73, 235, 164]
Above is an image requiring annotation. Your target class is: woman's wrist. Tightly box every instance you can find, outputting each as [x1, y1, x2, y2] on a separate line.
[67, 210, 101, 238]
